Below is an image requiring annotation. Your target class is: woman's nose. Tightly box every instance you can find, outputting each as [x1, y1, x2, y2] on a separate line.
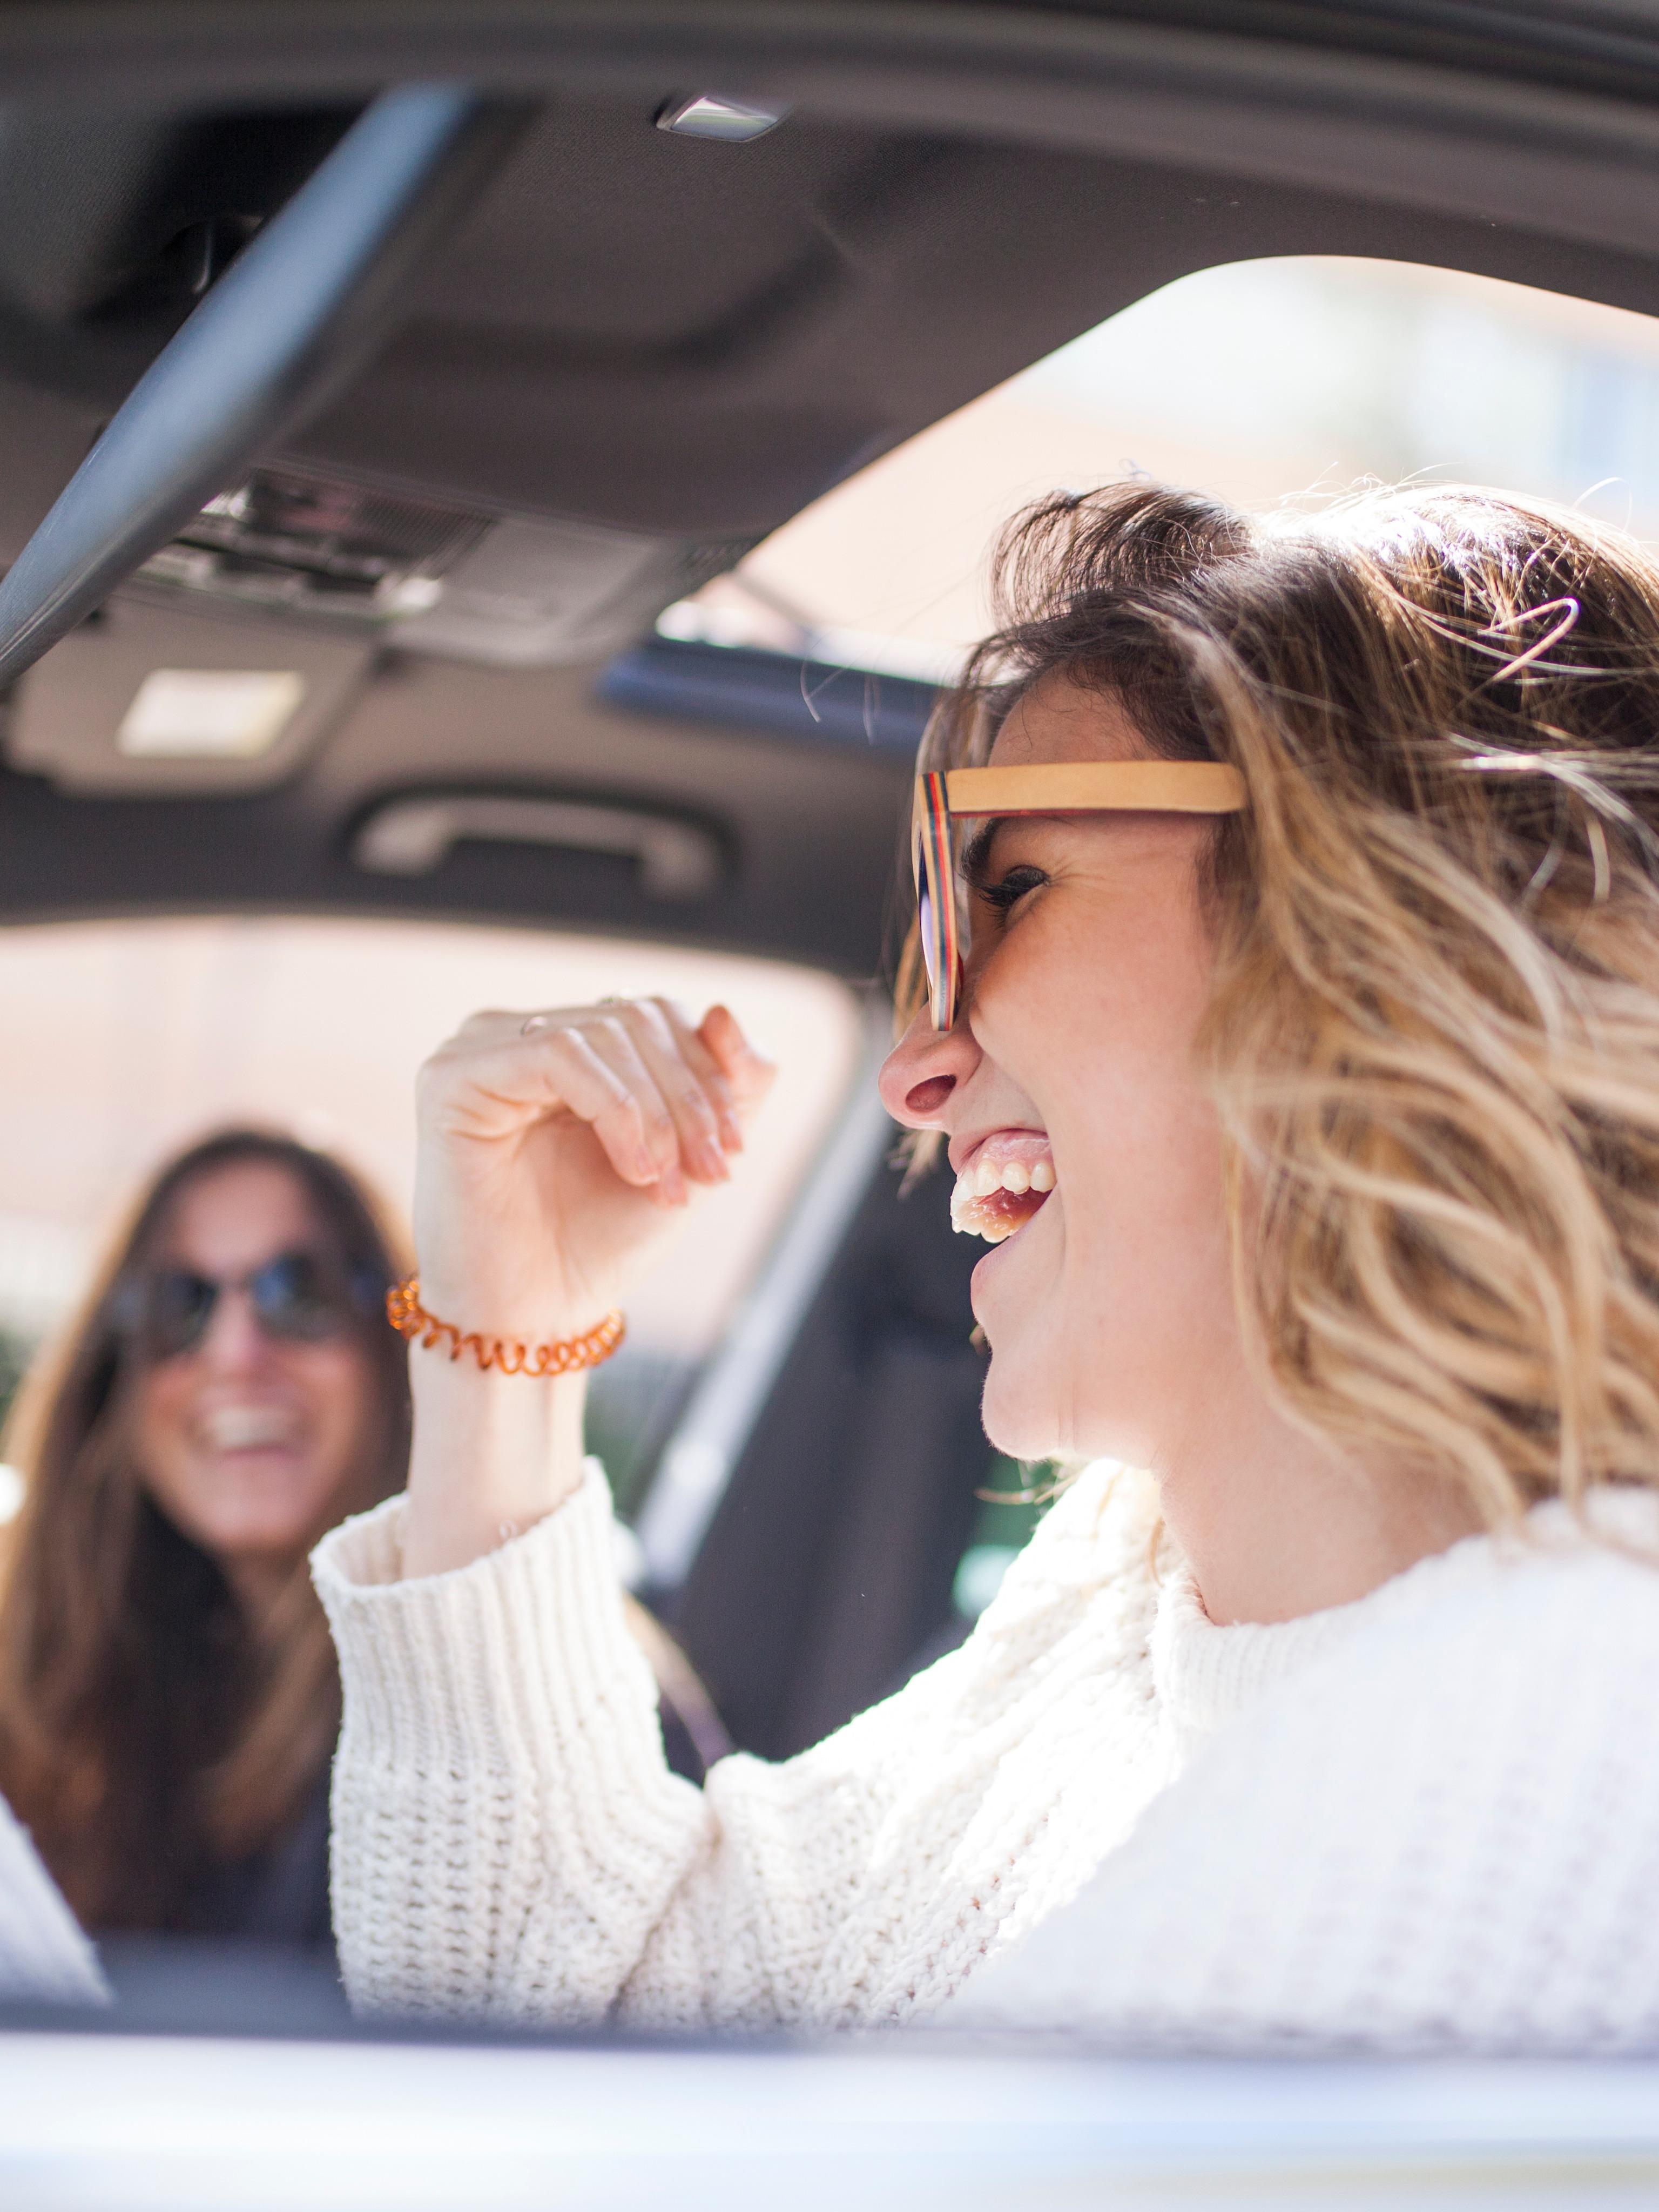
[879, 1002, 981, 1130]
[199, 1289, 269, 1373]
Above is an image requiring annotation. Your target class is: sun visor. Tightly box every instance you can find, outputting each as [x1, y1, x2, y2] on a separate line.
[5, 596, 371, 794]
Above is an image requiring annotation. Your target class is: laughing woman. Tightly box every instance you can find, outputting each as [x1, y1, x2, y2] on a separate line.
[0, 1130, 409, 1947]
[315, 482, 1659, 2049]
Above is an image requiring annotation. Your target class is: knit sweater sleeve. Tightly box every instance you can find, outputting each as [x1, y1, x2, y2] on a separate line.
[0, 1796, 106, 2008]
[313, 1458, 1161, 2030]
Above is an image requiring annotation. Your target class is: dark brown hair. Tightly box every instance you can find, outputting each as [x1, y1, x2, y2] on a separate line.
[907, 478, 1659, 1523]
[0, 1129, 409, 1930]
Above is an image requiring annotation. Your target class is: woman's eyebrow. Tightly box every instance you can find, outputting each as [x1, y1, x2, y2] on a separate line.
[959, 819, 1004, 887]
[960, 812, 1071, 886]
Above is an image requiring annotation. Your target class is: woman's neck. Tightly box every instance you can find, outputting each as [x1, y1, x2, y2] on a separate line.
[223, 1552, 301, 1633]
[1152, 1397, 1481, 1627]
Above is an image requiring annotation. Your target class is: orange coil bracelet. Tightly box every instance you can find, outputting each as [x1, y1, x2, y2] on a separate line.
[387, 1276, 625, 1375]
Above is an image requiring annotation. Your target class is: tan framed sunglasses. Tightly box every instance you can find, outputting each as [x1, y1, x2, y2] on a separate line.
[912, 760, 1247, 1032]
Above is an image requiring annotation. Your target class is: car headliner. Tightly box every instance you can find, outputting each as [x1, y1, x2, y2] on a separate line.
[3, 0, 1659, 972]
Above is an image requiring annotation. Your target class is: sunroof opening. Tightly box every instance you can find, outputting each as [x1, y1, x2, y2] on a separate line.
[660, 255, 1659, 682]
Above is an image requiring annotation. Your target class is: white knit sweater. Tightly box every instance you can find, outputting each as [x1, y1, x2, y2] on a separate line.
[0, 1796, 105, 2008]
[313, 1459, 1659, 2051]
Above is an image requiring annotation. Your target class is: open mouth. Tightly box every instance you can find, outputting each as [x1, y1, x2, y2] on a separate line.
[195, 1402, 304, 1453]
[949, 1132, 1056, 1244]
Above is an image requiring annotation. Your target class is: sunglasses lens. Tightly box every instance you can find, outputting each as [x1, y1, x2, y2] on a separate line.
[914, 780, 956, 1030]
[917, 872, 940, 993]
[248, 1254, 350, 1343]
[138, 1272, 219, 1360]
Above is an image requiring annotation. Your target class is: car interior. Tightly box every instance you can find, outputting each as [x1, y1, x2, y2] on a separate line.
[5, 0, 1659, 2194]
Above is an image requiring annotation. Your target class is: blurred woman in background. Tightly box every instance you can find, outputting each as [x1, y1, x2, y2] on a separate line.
[0, 1129, 408, 1946]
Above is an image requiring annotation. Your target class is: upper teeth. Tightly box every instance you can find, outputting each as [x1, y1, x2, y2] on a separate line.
[201, 1406, 296, 1450]
[950, 1152, 1057, 1232]
[969, 1156, 1054, 1198]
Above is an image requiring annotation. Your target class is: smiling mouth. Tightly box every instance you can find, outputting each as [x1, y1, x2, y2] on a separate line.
[950, 1134, 1057, 1244]
[195, 1404, 303, 1452]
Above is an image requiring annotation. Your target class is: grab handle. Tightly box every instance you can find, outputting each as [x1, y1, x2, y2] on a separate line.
[353, 793, 724, 902]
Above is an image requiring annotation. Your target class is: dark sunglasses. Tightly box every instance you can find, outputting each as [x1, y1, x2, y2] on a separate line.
[912, 760, 1249, 1032]
[112, 1250, 381, 1364]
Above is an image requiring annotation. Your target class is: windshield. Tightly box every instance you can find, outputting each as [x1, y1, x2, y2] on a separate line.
[664, 254, 1659, 680]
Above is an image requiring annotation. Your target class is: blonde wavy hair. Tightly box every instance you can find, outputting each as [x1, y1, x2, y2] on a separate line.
[907, 479, 1659, 1527]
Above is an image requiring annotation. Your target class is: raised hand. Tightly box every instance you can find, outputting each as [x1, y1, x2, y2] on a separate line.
[413, 997, 775, 1344]
[399, 997, 775, 1576]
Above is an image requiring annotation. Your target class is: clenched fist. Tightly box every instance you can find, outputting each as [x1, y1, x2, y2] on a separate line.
[413, 996, 777, 1345]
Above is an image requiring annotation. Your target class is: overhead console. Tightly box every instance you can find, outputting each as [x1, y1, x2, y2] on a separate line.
[129, 461, 746, 668]
[0, 87, 770, 788]
[3, 455, 752, 793]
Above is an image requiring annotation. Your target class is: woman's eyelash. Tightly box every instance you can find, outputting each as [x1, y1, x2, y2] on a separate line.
[975, 865, 1048, 914]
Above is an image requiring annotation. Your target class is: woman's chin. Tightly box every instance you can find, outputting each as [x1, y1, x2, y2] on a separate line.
[975, 1324, 1067, 1461]
[969, 1205, 1062, 1456]
[971, 1202, 1104, 1460]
